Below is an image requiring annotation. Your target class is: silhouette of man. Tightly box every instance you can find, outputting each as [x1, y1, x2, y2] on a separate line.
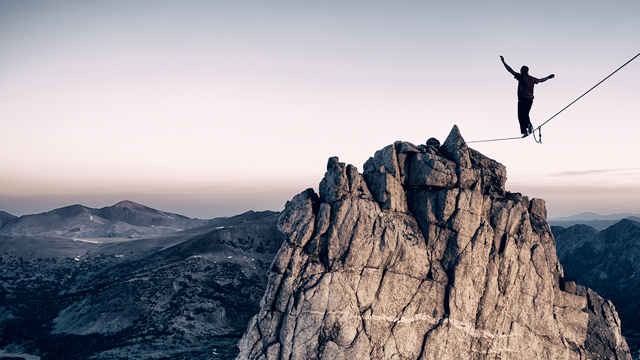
[500, 56, 554, 137]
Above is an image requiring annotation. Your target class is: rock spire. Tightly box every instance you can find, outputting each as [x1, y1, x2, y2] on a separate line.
[237, 125, 632, 360]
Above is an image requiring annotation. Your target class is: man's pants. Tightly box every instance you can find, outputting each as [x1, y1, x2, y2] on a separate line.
[518, 97, 534, 134]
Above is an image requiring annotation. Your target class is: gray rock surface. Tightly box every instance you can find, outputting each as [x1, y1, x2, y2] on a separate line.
[237, 125, 632, 360]
[553, 219, 640, 358]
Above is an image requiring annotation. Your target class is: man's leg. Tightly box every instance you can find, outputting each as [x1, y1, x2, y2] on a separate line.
[518, 98, 534, 134]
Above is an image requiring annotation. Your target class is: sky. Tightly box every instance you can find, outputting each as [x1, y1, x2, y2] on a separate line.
[1, 0, 639, 219]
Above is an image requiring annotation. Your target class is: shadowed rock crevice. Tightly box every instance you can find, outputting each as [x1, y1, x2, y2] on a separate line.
[237, 125, 632, 360]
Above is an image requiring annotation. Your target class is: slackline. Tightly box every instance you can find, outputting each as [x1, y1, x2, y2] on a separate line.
[459, 51, 640, 146]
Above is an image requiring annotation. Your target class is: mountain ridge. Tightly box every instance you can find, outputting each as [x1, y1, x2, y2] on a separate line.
[0, 200, 211, 239]
[548, 211, 640, 230]
[553, 219, 640, 358]
[549, 212, 640, 222]
[0, 209, 285, 359]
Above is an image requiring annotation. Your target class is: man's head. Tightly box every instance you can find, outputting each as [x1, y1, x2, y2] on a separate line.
[521, 66, 529, 75]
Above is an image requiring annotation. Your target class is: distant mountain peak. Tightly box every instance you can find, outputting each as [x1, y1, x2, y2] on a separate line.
[0, 201, 209, 239]
[0, 210, 17, 229]
[550, 211, 640, 222]
[609, 217, 640, 229]
[0, 210, 16, 219]
[113, 200, 146, 209]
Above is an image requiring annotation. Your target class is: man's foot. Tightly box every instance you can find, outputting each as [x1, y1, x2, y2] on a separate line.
[528, 123, 534, 135]
[522, 133, 530, 138]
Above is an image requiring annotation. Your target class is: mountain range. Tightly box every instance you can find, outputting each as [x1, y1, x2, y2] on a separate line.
[0, 200, 209, 239]
[0, 202, 284, 359]
[548, 212, 640, 230]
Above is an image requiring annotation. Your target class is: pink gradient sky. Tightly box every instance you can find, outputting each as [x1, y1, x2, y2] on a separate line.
[1, 1, 639, 218]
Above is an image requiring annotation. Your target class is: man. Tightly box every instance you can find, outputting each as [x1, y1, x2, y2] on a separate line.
[500, 55, 554, 137]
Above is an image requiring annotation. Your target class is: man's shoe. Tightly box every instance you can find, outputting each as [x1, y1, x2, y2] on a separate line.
[528, 123, 534, 134]
[522, 133, 529, 138]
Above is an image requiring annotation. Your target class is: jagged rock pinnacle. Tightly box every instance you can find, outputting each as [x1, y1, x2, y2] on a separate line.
[237, 126, 632, 360]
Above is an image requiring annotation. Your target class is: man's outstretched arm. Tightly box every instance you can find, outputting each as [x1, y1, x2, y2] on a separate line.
[500, 55, 517, 76]
[539, 74, 555, 82]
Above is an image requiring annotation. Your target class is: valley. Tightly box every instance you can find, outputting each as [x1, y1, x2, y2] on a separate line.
[0, 208, 283, 359]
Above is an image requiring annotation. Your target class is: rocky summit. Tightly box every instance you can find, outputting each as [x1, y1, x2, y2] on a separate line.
[237, 126, 632, 360]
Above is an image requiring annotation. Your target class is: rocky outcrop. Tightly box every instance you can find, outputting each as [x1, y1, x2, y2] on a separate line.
[237, 125, 632, 360]
[553, 220, 640, 358]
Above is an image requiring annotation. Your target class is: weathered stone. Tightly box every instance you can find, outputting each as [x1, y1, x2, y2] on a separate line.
[426, 137, 441, 147]
[277, 188, 317, 247]
[396, 141, 422, 155]
[319, 157, 349, 203]
[356, 268, 383, 310]
[448, 183, 484, 239]
[563, 280, 578, 295]
[256, 310, 283, 348]
[314, 203, 331, 237]
[363, 172, 408, 212]
[237, 126, 632, 360]
[469, 147, 507, 194]
[325, 197, 379, 268]
[346, 164, 373, 200]
[397, 153, 409, 184]
[554, 305, 589, 345]
[554, 288, 587, 310]
[440, 125, 471, 168]
[367, 271, 422, 348]
[530, 198, 548, 220]
[458, 166, 480, 189]
[583, 288, 632, 359]
[265, 343, 280, 360]
[409, 188, 458, 229]
[364, 144, 400, 180]
[269, 240, 295, 275]
[408, 153, 457, 188]
[274, 247, 308, 312]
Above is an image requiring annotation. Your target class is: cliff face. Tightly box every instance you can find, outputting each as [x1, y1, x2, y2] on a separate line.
[237, 126, 632, 360]
[554, 220, 640, 356]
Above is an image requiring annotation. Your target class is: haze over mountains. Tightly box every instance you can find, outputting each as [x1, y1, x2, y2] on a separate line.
[0, 200, 209, 239]
[548, 212, 640, 230]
